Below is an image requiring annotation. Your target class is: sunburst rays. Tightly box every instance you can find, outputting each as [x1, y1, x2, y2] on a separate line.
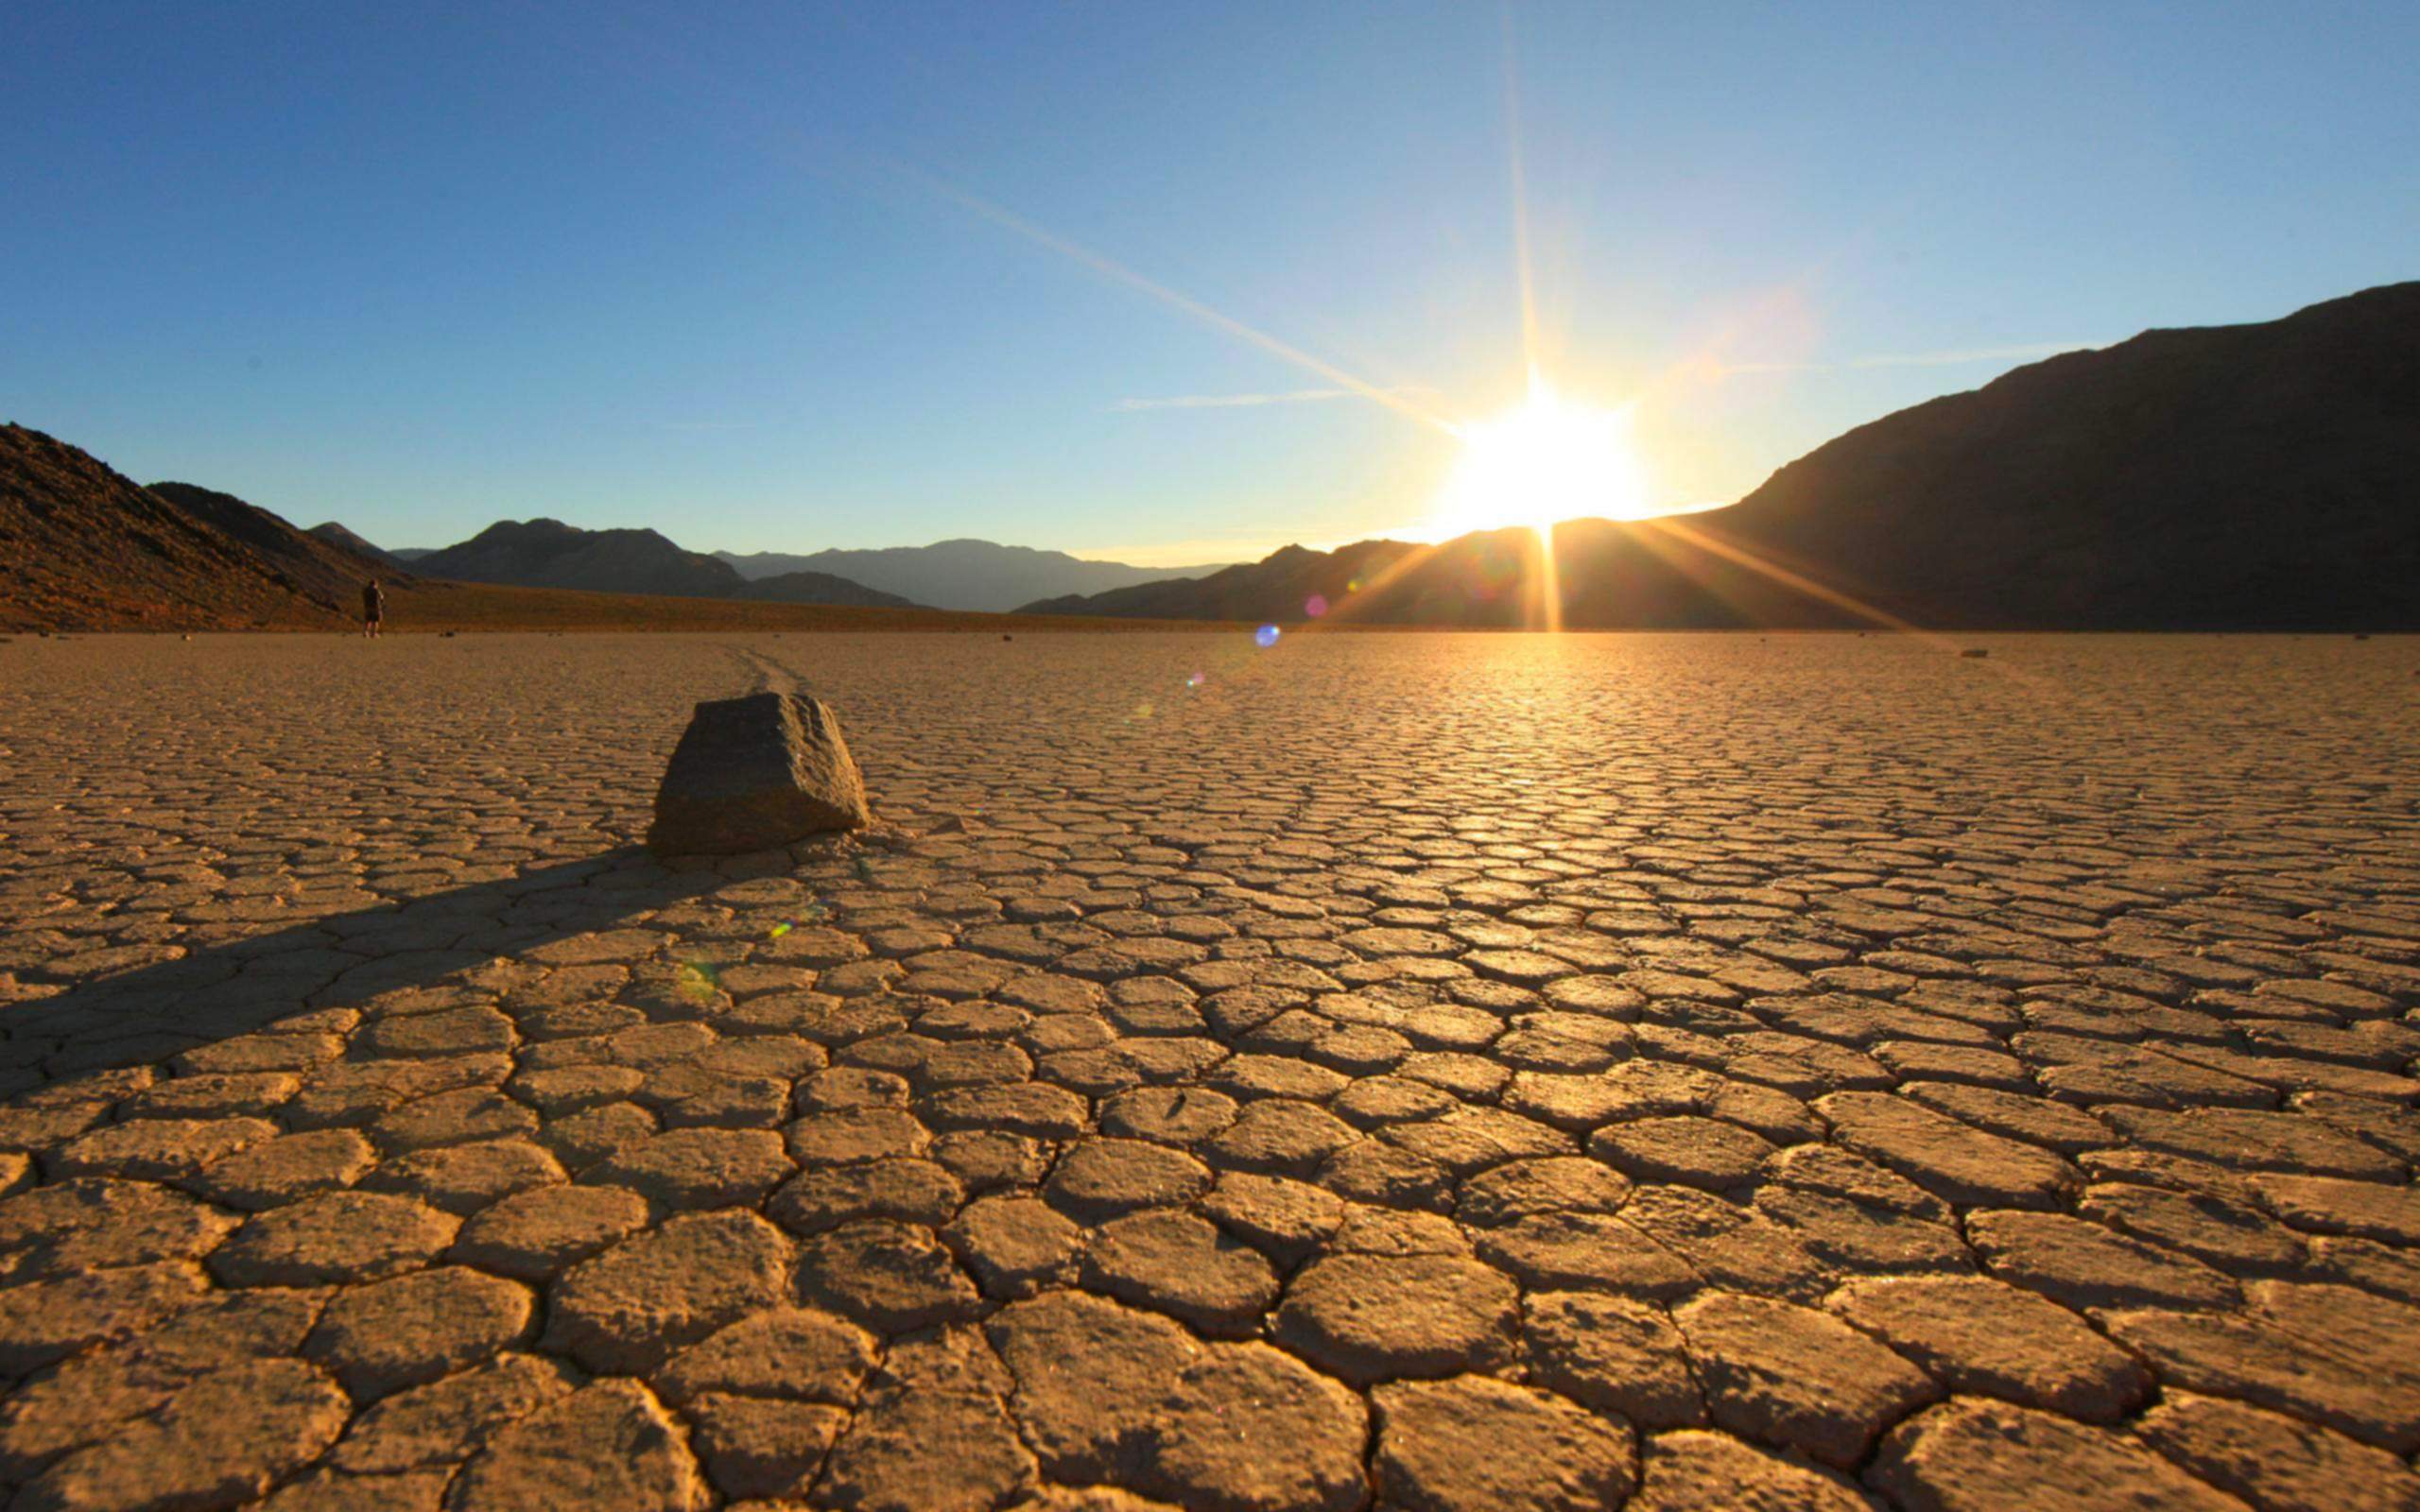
[840, 13, 2000, 644]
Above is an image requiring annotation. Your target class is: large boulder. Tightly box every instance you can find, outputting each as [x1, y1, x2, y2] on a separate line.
[647, 693, 870, 855]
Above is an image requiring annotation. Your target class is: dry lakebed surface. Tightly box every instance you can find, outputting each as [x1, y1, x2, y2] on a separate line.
[0, 630, 2415, 1511]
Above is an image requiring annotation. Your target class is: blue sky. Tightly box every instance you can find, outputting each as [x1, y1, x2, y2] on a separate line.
[4, 3, 2413, 563]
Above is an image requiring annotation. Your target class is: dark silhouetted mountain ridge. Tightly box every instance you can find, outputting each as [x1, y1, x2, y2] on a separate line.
[717, 539, 1237, 612]
[1015, 521, 1851, 628]
[410, 518, 746, 598]
[1714, 281, 2420, 628]
[408, 519, 912, 606]
[1026, 283, 2420, 630]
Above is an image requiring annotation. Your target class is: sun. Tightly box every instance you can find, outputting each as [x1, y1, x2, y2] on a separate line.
[1428, 378, 1651, 539]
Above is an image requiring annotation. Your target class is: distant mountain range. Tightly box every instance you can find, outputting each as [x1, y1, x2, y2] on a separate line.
[1014, 522, 1856, 628]
[370, 518, 912, 608]
[1024, 282, 2420, 630]
[329, 527, 1212, 610]
[0, 433, 959, 630]
[1020, 541, 1422, 621]
[714, 541, 1238, 612]
[9, 282, 2413, 632]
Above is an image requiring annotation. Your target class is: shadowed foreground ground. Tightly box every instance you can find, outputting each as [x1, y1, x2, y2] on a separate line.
[0, 630, 2414, 1511]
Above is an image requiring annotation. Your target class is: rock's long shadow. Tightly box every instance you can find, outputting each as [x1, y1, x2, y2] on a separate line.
[3, 851, 723, 1099]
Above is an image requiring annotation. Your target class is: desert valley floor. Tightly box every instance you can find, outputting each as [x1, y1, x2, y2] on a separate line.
[0, 630, 2416, 1512]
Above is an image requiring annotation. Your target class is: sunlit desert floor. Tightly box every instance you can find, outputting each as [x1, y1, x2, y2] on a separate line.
[1, 629, 2417, 1511]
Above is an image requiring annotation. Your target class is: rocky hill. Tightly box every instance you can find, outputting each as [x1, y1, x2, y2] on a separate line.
[1712, 281, 2420, 629]
[0, 426, 387, 630]
[146, 482, 404, 605]
[717, 539, 1236, 612]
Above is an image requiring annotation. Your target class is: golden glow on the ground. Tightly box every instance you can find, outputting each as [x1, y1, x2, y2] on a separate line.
[1426, 378, 1653, 541]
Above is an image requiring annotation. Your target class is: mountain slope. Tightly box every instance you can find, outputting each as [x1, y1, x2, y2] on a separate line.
[1016, 521, 1846, 628]
[146, 482, 403, 606]
[0, 425, 423, 630]
[735, 570, 916, 609]
[1716, 281, 2420, 629]
[412, 519, 750, 598]
[715, 539, 1237, 612]
[1020, 541, 1420, 621]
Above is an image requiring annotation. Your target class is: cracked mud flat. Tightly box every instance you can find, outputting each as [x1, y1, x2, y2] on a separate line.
[0, 629, 2416, 1512]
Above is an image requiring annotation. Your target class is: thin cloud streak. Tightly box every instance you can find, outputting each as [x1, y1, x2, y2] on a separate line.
[1110, 387, 1433, 413]
[872, 158, 1464, 437]
[1849, 339, 2107, 368]
[1713, 339, 2106, 377]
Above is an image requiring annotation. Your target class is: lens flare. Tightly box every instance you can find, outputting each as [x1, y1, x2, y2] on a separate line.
[1254, 625, 1281, 648]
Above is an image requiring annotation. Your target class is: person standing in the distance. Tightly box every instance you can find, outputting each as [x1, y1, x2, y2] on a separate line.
[361, 578, 385, 639]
